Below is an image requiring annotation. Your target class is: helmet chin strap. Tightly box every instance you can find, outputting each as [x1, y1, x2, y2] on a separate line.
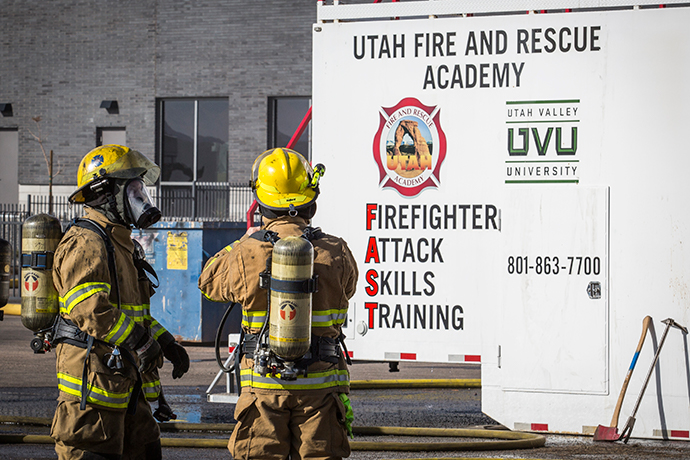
[92, 182, 129, 227]
[259, 202, 317, 221]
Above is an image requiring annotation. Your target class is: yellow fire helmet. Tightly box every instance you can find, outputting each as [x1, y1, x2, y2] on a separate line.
[251, 148, 325, 213]
[69, 144, 160, 203]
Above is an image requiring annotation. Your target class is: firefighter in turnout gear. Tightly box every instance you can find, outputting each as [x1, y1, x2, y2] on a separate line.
[50, 145, 190, 460]
[199, 148, 358, 460]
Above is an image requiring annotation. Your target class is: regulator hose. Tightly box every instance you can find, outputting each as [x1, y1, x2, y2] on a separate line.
[214, 302, 239, 374]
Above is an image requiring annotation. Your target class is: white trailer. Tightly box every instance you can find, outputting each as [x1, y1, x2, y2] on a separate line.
[311, 0, 690, 440]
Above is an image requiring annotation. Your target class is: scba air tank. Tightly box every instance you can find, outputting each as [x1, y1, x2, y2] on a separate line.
[21, 214, 62, 335]
[268, 236, 315, 361]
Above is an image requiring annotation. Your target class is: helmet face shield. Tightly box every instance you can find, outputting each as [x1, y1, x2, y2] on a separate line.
[125, 178, 161, 229]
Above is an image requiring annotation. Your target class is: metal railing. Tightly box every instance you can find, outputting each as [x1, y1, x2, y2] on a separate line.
[0, 183, 256, 299]
[0, 204, 28, 299]
[26, 195, 83, 222]
[16, 183, 256, 223]
[158, 182, 256, 222]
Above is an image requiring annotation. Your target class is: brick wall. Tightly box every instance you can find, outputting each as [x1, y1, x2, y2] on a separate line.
[0, 0, 314, 186]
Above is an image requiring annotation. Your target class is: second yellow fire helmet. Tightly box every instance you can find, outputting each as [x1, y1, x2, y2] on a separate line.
[251, 148, 324, 213]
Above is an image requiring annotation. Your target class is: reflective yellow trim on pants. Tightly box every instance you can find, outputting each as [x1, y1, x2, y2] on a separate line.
[57, 372, 133, 409]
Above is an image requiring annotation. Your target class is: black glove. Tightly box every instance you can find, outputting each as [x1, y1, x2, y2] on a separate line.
[137, 336, 164, 374]
[124, 324, 163, 374]
[158, 331, 190, 379]
[163, 341, 190, 379]
[153, 393, 177, 422]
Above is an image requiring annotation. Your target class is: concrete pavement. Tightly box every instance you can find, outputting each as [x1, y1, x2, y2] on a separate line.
[3, 309, 690, 459]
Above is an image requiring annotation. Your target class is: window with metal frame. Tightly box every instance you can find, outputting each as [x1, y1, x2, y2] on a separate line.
[159, 98, 229, 183]
[267, 97, 311, 160]
[157, 98, 231, 219]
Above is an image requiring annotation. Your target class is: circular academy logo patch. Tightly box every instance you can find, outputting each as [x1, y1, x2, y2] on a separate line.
[373, 98, 447, 197]
[279, 302, 297, 321]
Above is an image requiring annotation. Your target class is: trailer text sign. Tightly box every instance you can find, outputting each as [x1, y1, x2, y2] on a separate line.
[313, 9, 609, 363]
[353, 26, 600, 88]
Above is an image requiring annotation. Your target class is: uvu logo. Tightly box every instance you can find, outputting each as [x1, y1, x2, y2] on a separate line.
[507, 126, 577, 156]
[505, 99, 580, 184]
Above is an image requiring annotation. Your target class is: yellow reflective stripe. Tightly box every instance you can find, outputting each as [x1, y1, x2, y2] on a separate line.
[242, 310, 267, 329]
[202, 243, 235, 273]
[201, 290, 219, 302]
[150, 320, 167, 340]
[104, 311, 135, 346]
[240, 368, 350, 390]
[298, 178, 308, 192]
[57, 372, 132, 409]
[142, 380, 161, 400]
[121, 303, 149, 312]
[312, 308, 348, 327]
[242, 308, 347, 328]
[200, 290, 232, 303]
[203, 257, 219, 272]
[59, 282, 110, 315]
[121, 303, 150, 322]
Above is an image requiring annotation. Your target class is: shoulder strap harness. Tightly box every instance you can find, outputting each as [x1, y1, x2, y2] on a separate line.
[52, 218, 141, 413]
[246, 226, 352, 367]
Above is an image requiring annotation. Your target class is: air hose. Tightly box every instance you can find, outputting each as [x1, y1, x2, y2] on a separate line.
[0, 416, 545, 452]
[214, 302, 239, 373]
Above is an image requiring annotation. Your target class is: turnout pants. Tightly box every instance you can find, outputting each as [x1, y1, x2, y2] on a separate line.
[51, 395, 161, 460]
[230, 391, 351, 460]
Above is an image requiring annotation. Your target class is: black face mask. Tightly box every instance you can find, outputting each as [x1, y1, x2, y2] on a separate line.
[124, 178, 161, 229]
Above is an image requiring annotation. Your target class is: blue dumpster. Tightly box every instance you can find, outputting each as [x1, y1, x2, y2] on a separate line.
[133, 221, 246, 343]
